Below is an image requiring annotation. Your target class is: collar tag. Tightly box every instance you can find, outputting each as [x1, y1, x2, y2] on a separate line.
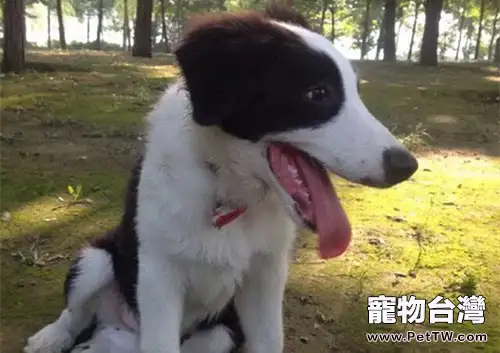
[212, 204, 247, 229]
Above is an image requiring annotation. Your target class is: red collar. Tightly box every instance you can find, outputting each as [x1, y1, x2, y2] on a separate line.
[206, 162, 248, 228]
[212, 202, 247, 229]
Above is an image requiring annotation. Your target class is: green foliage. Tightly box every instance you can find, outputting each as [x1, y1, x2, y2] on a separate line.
[67, 184, 83, 201]
[18, 0, 500, 61]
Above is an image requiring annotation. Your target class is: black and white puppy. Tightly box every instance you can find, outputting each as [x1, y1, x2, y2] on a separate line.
[24, 5, 418, 353]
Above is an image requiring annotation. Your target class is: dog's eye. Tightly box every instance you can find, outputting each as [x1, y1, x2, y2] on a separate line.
[306, 86, 331, 103]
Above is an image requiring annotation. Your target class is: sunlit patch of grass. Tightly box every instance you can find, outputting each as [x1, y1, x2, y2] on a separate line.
[291, 154, 500, 352]
[483, 75, 500, 83]
[0, 196, 92, 239]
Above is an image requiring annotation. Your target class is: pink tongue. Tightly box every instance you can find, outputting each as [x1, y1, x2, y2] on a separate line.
[296, 157, 351, 258]
[268, 144, 351, 259]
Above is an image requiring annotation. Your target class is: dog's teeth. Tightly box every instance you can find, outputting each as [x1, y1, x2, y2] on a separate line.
[288, 165, 298, 177]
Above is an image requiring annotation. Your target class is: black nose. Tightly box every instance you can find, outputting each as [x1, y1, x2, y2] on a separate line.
[383, 147, 418, 186]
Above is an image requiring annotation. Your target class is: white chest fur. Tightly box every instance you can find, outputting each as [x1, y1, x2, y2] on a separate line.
[181, 200, 296, 327]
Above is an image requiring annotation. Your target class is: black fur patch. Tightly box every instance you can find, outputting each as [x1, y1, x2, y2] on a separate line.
[175, 7, 345, 141]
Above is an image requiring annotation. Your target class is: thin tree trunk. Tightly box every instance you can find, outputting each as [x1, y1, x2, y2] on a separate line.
[474, 0, 486, 60]
[132, 0, 154, 58]
[463, 25, 470, 60]
[160, 0, 170, 53]
[407, 0, 420, 61]
[47, 2, 51, 49]
[330, 3, 336, 42]
[419, 0, 443, 66]
[56, 0, 66, 49]
[395, 4, 404, 48]
[455, 4, 466, 61]
[395, 17, 404, 49]
[152, 10, 159, 47]
[123, 0, 130, 51]
[361, 0, 373, 59]
[488, 6, 499, 61]
[2, 0, 26, 73]
[122, 26, 127, 49]
[175, 0, 184, 42]
[96, 0, 104, 50]
[383, 0, 397, 61]
[376, 9, 384, 61]
[87, 12, 91, 44]
[463, 21, 473, 60]
[127, 27, 132, 51]
[319, 0, 328, 35]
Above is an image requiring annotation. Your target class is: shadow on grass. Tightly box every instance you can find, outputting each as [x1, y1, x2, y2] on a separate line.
[285, 270, 499, 352]
[0, 202, 119, 353]
[355, 61, 499, 156]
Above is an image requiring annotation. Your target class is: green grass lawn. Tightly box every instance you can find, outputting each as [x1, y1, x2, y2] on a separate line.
[1, 50, 499, 353]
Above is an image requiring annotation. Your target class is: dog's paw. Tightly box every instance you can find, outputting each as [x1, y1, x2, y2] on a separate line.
[24, 323, 73, 353]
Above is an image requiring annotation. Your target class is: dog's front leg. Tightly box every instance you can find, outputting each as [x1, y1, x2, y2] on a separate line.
[137, 254, 184, 353]
[235, 251, 289, 353]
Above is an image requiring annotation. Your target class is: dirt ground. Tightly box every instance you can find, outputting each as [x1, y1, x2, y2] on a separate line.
[1, 51, 499, 352]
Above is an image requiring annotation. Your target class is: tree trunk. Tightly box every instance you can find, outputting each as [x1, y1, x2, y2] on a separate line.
[123, 0, 130, 51]
[361, 0, 373, 59]
[376, 10, 384, 61]
[395, 16, 404, 49]
[330, 3, 336, 41]
[383, 0, 396, 61]
[494, 37, 500, 64]
[174, 0, 184, 42]
[419, 0, 443, 66]
[319, 0, 328, 35]
[474, 0, 486, 60]
[464, 20, 475, 60]
[463, 22, 471, 60]
[160, 0, 170, 53]
[455, 4, 466, 61]
[152, 11, 159, 47]
[87, 12, 91, 44]
[2, 0, 26, 73]
[127, 27, 132, 51]
[122, 25, 127, 49]
[56, 0, 66, 49]
[47, 2, 51, 49]
[488, 7, 499, 61]
[132, 0, 154, 58]
[96, 0, 104, 50]
[407, 0, 420, 61]
[395, 4, 404, 48]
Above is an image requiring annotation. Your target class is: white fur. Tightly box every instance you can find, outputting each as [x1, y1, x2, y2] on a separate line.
[181, 326, 236, 353]
[24, 17, 412, 353]
[24, 310, 74, 353]
[25, 248, 114, 353]
[68, 326, 234, 353]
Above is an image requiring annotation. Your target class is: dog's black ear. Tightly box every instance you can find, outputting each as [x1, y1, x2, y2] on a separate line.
[174, 12, 290, 127]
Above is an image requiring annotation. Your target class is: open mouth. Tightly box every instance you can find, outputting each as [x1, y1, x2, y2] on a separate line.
[267, 143, 351, 259]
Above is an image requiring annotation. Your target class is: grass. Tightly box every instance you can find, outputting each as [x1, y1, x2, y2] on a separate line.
[1, 50, 499, 353]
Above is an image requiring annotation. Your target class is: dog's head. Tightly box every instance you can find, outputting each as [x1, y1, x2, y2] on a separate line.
[174, 5, 418, 258]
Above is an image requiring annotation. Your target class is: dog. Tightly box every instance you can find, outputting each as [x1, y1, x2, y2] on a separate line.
[24, 5, 418, 353]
